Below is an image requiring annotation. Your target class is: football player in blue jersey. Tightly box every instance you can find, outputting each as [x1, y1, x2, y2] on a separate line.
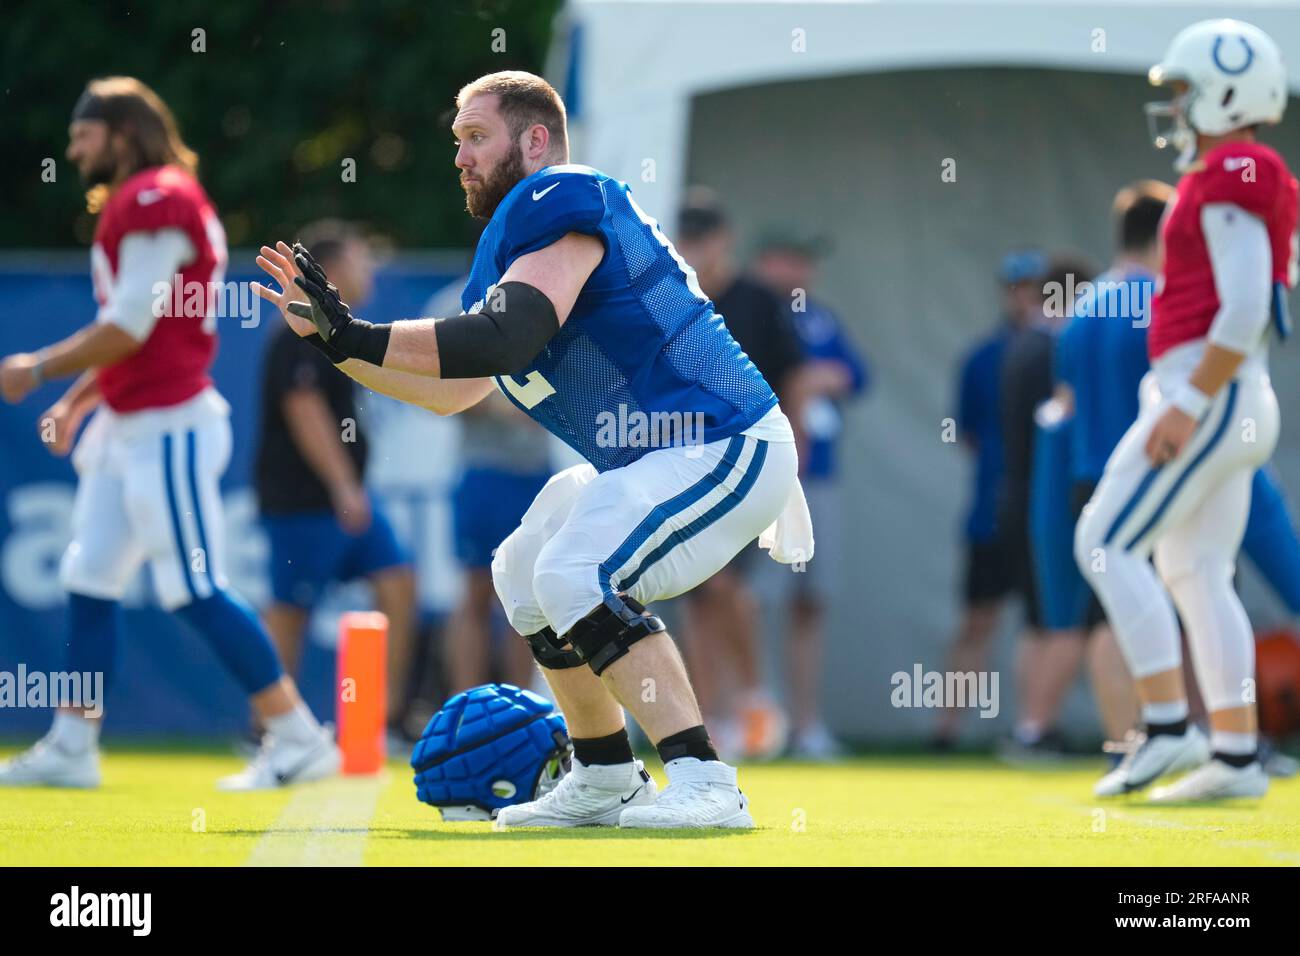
[254, 71, 812, 829]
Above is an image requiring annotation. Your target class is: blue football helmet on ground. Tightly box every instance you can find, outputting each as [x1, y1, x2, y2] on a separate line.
[411, 683, 571, 821]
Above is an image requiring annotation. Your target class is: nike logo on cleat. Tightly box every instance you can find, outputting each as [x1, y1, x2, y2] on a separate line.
[275, 741, 330, 785]
[620, 785, 645, 804]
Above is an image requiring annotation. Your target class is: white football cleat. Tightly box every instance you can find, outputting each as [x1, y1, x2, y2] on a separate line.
[0, 737, 100, 788]
[1094, 725, 1209, 797]
[217, 731, 340, 791]
[618, 757, 754, 829]
[1149, 759, 1269, 803]
[493, 758, 655, 829]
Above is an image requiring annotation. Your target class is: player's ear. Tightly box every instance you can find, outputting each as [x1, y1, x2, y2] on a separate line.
[525, 123, 549, 162]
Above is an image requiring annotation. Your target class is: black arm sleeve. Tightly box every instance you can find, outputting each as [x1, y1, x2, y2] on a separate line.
[434, 281, 560, 379]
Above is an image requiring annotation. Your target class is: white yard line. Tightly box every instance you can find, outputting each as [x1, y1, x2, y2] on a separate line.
[1036, 793, 1300, 865]
[246, 773, 387, 867]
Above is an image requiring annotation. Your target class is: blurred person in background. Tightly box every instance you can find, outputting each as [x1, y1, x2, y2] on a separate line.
[752, 231, 869, 759]
[996, 253, 1097, 761]
[1049, 183, 1172, 751]
[934, 250, 1045, 749]
[255, 219, 417, 739]
[0, 77, 337, 790]
[1060, 182, 1300, 777]
[1076, 19, 1296, 801]
[674, 189, 809, 759]
[421, 275, 552, 696]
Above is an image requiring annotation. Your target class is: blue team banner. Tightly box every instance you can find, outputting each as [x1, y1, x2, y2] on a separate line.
[0, 257, 461, 736]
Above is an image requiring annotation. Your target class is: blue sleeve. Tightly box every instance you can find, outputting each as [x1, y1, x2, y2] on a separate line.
[813, 310, 869, 395]
[1055, 318, 1079, 389]
[1243, 467, 1300, 614]
[957, 350, 978, 434]
[500, 171, 607, 268]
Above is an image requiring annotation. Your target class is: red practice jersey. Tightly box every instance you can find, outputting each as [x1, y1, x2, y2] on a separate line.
[1151, 141, 1299, 362]
[91, 165, 227, 412]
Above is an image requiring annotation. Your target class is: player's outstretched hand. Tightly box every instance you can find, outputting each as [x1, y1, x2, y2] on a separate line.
[252, 241, 316, 338]
[38, 400, 86, 457]
[0, 354, 40, 404]
[286, 243, 356, 343]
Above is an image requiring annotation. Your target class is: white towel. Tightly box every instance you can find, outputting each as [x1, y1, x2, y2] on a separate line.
[758, 476, 815, 566]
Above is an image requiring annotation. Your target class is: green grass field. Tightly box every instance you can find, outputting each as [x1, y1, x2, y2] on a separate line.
[2, 744, 1297, 866]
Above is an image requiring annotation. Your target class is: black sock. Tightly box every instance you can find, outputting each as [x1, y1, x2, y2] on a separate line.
[656, 725, 718, 764]
[1145, 718, 1188, 738]
[572, 728, 634, 766]
[1213, 749, 1256, 768]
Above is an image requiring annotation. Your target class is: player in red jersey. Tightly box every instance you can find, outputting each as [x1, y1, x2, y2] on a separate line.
[1076, 20, 1297, 801]
[0, 77, 338, 790]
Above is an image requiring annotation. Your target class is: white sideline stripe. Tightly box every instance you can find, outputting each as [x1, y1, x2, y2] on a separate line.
[246, 773, 387, 867]
[1037, 795, 1300, 865]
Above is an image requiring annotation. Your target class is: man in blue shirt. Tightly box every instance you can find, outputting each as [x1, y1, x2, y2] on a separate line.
[753, 232, 868, 759]
[934, 250, 1045, 748]
[254, 71, 811, 829]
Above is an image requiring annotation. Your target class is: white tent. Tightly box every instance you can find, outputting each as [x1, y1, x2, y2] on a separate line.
[555, 0, 1300, 224]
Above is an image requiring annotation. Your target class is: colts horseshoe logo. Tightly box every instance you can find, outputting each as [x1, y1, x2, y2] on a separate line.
[1212, 35, 1254, 75]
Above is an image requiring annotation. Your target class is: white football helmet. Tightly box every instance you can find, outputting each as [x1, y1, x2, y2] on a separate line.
[1145, 19, 1288, 170]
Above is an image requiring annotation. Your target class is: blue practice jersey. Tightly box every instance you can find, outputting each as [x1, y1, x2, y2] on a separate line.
[461, 165, 777, 472]
[790, 298, 868, 480]
[957, 327, 1011, 543]
[1055, 266, 1153, 482]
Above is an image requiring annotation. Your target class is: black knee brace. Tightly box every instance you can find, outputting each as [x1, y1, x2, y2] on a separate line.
[524, 627, 585, 670]
[565, 594, 666, 676]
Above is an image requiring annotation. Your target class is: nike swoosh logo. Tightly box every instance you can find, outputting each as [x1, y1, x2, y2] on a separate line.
[620, 784, 645, 804]
[532, 182, 560, 201]
[275, 740, 331, 785]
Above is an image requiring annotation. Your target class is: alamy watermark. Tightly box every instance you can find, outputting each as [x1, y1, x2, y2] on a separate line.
[151, 276, 262, 327]
[1042, 273, 1151, 326]
[890, 664, 999, 719]
[595, 403, 707, 455]
[0, 665, 103, 717]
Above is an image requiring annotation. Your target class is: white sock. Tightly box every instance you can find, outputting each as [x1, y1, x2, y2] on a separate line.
[50, 711, 100, 753]
[1210, 730, 1256, 756]
[1141, 699, 1189, 726]
[264, 702, 321, 745]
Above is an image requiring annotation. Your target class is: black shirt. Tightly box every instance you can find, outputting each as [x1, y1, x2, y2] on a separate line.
[712, 274, 805, 399]
[998, 324, 1055, 519]
[255, 327, 368, 515]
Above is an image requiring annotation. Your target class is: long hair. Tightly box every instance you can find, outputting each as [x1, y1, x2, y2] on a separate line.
[79, 76, 198, 213]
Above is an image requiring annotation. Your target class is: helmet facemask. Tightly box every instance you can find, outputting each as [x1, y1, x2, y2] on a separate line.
[1145, 79, 1198, 171]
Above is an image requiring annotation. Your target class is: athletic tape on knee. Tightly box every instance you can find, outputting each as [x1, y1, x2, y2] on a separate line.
[524, 626, 585, 670]
[565, 593, 666, 676]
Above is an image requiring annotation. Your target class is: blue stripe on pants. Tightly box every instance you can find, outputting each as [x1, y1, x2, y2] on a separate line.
[597, 434, 746, 595]
[617, 438, 769, 594]
[185, 429, 211, 592]
[162, 432, 199, 603]
[1122, 381, 1239, 551]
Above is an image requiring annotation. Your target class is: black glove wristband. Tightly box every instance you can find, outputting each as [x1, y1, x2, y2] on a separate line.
[331, 320, 392, 366]
[302, 332, 348, 365]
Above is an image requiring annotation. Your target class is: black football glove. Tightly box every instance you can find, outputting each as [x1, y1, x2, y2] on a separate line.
[287, 242, 391, 366]
[288, 242, 353, 342]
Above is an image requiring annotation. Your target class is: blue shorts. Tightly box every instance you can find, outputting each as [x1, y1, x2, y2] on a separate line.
[452, 467, 551, 569]
[263, 499, 408, 609]
[1030, 416, 1089, 631]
